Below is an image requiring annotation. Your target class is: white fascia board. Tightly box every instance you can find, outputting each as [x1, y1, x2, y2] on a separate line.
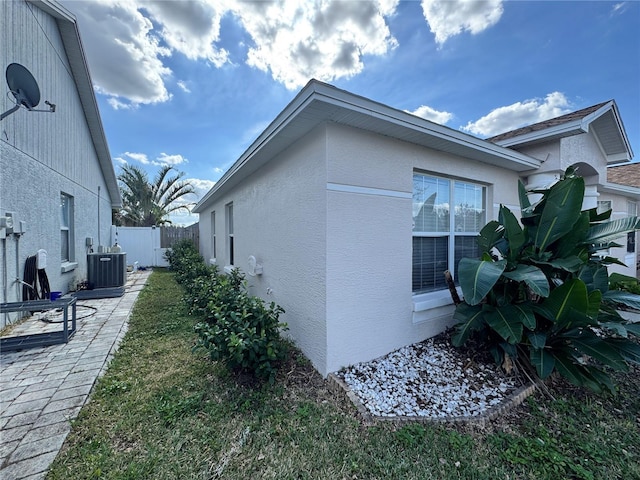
[28, 0, 122, 208]
[599, 182, 640, 198]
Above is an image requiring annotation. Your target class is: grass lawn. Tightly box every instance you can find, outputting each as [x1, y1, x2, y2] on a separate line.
[47, 269, 640, 479]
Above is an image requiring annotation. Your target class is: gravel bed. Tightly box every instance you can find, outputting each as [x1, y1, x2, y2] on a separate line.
[337, 335, 523, 418]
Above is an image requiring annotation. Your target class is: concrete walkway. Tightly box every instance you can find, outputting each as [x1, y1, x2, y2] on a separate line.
[0, 270, 151, 479]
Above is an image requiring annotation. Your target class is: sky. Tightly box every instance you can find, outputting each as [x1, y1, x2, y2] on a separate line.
[59, 0, 640, 225]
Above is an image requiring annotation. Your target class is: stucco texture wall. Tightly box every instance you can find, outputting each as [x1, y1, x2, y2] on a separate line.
[1, 2, 114, 326]
[199, 125, 329, 374]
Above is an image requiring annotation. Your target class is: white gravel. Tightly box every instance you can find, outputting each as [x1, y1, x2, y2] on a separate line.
[337, 336, 522, 418]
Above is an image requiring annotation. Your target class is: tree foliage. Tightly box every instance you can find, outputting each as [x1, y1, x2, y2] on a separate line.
[116, 164, 195, 226]
[452, 165, 640, 393]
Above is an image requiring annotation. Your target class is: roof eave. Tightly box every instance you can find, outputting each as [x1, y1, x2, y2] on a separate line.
[28, 0, 122, 209]
[600, 182, 640, 198]
[194, 80, 540, 213]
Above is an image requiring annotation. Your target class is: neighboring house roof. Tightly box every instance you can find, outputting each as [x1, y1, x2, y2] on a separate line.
[194, 80, 541, 213]
[487, 100, 633, 165]
[28, 0, 122, 208]
[608, 163, 640, 188]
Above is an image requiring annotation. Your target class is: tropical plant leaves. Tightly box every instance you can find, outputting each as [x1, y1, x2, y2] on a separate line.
[458, 258, 506, 306]
[451, 303, 485, 347]
[532, 175, 585, 251]
[530, 348, 555, 378]
[603, 290, 640, 310]
[502, 265, 550, 297]
[485, 306, 524, 344]
[585, 216, 640, 245]
[477, 221, 504, 254]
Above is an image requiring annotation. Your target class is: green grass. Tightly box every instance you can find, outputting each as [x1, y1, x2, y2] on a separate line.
[47, 269, 640, 479]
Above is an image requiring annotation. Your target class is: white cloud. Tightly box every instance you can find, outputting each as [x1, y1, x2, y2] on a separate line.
[140, 0, 229, 65]
[462, 92, 572, 137]
[156, 152, 188, 166]
[64, 0, 402, 102]
[213, 167, 225, 174]
[611, 2, 628, 15]
[407, 105, 453, 124]
[187, 178, 217, 199]
[68, 0, 172, 108]
[421, 0, 503, 45]
[232, 0, 399, 89]
[122, 151, 151, 164]
[177, 80, 191, 93]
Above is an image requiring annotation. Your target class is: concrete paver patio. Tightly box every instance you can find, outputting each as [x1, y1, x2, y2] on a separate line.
[0, 270, 150, 479]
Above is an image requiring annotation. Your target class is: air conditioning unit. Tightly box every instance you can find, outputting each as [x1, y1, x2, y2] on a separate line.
[87, 252, 126, 288]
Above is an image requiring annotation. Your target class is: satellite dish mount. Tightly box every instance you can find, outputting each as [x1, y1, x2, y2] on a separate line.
[1, 63, 56, 121]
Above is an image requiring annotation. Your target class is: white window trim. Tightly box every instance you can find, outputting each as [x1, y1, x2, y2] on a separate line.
[412, 172, 486, 295]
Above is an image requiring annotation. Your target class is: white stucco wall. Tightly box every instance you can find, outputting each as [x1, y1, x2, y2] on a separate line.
[322, 124, 522, 373]
[199, 126, 329, 374]
[1, 2, 114, 326]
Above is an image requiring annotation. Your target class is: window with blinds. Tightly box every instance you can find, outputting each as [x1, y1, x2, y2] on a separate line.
[412, 173, 486, 294]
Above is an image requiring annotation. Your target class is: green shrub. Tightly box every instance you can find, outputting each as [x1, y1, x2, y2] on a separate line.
[165, 239, 212, 286]
[165, 240, 289, 383]
[452, 165, 640, 393]
[194, 269, 288, 384]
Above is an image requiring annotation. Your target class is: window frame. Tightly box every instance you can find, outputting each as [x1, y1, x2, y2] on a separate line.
[412, 172, 487, 295]
[210, 210, 216, 261]
[226, 203, 234, 266]
[60, 192, 76, 271]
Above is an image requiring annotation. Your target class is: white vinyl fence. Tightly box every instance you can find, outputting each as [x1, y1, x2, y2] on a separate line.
[111, 226, 170, 268]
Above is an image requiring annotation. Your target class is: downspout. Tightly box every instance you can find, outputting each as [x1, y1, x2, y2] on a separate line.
[98, 186, 101, 247]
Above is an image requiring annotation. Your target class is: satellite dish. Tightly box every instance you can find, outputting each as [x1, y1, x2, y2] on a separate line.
[1, 63, 55, 121]
[7, 63, 40, 109]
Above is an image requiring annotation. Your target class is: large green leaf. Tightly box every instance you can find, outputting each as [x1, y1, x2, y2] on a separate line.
[586, 206, 612, 223]
[571, 335, 628, 371]
[578, 264, 609, 293]
[554, 211, 590, 258]
[513, 303, 537, 329]
[608, 338, 640, 363]
[485, 305, 524, 344]
[541, 278, 589, 324]
[458, 258, 506, 306]
[553, 350, 603, 393]
[603, 290, 640, 310]
[527, 331, 546, 349]
[477, 220, 504, 254]
[532, 175, 585, 251]
[585, 216, 640, 245]
[518, 179, 531, 211]
[499, 205, 525, 257]
[502, 265, 550, 297]
[533, 256, 583, 273]
[451, 303, 485, 346]
[530, 348, 555, 378]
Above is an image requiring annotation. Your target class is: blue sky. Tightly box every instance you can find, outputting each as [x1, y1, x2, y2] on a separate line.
[62, 0, 639, 225]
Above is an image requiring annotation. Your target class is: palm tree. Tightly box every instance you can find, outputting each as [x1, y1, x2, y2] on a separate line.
[116, 164, 195, 226]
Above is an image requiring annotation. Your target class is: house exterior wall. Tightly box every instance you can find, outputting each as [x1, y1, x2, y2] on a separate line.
[1, 1, 114, 326]
[322, 124, 522, 373]
[198, 125, 329, 374]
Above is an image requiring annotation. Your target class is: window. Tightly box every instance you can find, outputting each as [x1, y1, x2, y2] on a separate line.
[412, 173, 486, 294]
[226, 203, 234, 265]
[628, 201, 637, 253]
[210, 211, 216, 259]
[594, 201, 613, 256]
[597, 200, 611, 215]
[60, 193, 74, 262]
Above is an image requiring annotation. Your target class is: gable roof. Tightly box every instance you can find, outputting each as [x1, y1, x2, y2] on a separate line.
[487, 100, 633, 165]
[28, 0, 121, 208]
[194, 80, 540, 213]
